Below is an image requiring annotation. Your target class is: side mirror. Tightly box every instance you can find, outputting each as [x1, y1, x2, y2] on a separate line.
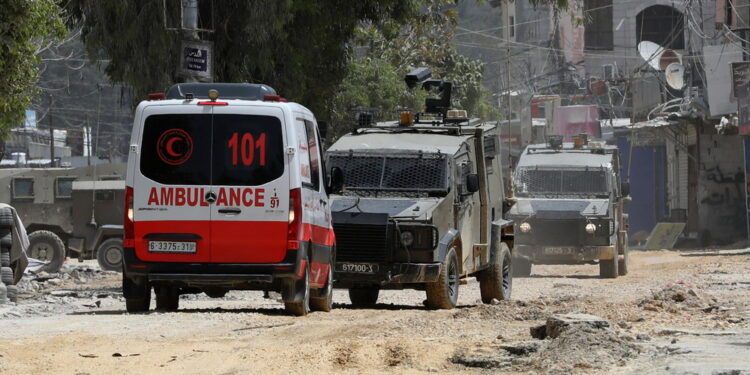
[318, 121, 328, 139]
[621, 182, 630, 196]
[466, 174, 480, 194]
[327, 166, 344, 195]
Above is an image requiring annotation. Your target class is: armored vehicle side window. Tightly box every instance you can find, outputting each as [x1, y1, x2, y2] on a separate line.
[55, 177, 76, 199]
[12, 178, 34, 200]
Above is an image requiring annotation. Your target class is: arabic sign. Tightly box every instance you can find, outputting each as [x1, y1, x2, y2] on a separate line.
[180, 40, 213, 80]
[734, 62, 750, 134]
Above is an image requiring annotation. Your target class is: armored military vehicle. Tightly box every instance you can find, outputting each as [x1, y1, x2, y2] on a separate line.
[508, 136, 630, 278]
[326, 69, 514, 309]
[0, 163, 126, 272]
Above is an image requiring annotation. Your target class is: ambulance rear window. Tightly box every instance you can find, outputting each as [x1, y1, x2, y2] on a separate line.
[140, 114, 284, 186]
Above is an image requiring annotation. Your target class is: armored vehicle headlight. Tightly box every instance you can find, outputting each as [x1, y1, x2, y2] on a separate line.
[585, 223, 597, 234]
[519, 222, 531, 233]
[400, 231, 415, 247]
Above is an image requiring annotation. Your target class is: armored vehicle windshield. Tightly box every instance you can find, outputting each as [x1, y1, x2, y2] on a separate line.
[514, 167, 610, 198]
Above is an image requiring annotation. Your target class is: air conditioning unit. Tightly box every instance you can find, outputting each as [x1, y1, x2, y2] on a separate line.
[603, 64, 617, 80]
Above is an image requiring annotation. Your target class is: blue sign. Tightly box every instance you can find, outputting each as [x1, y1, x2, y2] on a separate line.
[180, 40, 213, 80]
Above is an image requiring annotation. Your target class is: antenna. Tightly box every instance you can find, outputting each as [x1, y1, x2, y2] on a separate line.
[665, 63, 686, 90]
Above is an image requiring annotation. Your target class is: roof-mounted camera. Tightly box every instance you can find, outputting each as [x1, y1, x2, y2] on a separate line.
[405, 67, 432, 89]
[404, 67, 454, 119]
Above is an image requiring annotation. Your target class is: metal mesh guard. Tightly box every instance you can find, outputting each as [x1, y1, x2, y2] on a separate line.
[516, 168, 607, 194]
[329, 153, 447, 191]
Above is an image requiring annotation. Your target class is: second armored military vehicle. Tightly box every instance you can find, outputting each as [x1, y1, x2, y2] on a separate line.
[326, 69, 514, 309]
[508, 136, 630, 278]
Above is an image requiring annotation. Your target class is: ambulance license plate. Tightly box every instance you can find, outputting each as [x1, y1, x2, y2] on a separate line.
[148, 241, 197, 254]
[336, 262, 379, 274]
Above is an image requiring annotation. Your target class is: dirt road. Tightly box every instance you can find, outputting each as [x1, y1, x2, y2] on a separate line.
[1, 249, 749, 375]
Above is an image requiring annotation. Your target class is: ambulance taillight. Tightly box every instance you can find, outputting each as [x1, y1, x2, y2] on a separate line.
[124, 186, 135, 247]
[287, 188, 302, 250]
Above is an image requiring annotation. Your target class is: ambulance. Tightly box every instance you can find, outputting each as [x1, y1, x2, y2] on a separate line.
[123, 83, 339, 316]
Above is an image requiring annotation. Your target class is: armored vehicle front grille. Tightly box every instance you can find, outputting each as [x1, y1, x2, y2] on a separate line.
[527, 220, 584, 246]
[334, 223, 389, 262]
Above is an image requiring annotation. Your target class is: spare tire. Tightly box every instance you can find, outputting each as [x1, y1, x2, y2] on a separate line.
[6, 284, 17, 303]
[1, 266, 13, 285]
[0, 251, 9, 267]
[27, 231, 66, 273]
[0, 233, 12, 249]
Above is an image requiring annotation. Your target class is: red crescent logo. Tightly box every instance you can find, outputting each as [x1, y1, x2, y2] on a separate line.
[157, 129, 193, 166]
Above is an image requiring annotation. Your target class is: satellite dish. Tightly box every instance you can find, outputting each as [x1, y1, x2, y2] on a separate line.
[638, 41, 665, 70]
[658, 49, 682, 70]
[665, 63, 685, 90]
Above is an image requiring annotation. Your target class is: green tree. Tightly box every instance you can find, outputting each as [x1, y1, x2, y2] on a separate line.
[0, 0, 64, 134]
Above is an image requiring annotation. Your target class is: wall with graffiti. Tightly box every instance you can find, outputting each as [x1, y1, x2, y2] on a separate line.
[698, 135, 747, 245]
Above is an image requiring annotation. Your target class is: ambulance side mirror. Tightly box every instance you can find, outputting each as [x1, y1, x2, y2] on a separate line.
[328, 166, 344, 195]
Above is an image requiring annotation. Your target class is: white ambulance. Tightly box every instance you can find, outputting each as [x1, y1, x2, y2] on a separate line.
[123, 83, 340, 316]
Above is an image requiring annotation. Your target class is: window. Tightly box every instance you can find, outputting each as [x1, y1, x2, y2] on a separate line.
[303, 120, 321, 190]
[636, 5, 685, 50]
[140, 114, 284, 186]
[55, 177, 76, 199]
[584, 0, 613, 50]
[509, 16, 515, 38]
[12, 178, 34, 199]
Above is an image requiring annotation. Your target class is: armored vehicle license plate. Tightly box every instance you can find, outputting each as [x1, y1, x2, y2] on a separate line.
[336, 262, 379, 274]
[148, 241, 197, 254]
[543, 247, 576, 255]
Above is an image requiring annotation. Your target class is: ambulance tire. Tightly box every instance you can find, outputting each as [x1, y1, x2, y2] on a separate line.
[478, 243, 512, 303]
[425, 248, 459, 310]
[348, 287, 379, 307]
[123, 275, 151, 313]
[27, 230, 65, 273]
[310, 263, 333, 312]
[6, 284, 17, 303]
[0, 207, 13, 229]
[1, 266, 13, 285]
[284, 262, 310, 317]
[155, 286, 180, 312]
[96, 238, 124, 272]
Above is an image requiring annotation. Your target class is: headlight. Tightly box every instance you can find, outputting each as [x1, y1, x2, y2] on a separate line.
[400, 231, 414, 247]
[585, 223, 597, 234]
[519, 222, 531, 233]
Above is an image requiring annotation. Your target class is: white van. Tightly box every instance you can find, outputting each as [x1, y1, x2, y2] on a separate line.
[123, 83, 340, 316]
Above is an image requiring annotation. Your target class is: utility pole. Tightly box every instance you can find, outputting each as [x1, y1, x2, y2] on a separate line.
[49, 125, 55, 168]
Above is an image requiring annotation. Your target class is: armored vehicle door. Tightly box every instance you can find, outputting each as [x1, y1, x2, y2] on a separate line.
[453, 142, 482, 275]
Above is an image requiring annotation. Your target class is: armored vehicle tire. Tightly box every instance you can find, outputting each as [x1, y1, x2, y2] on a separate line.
[0, 233, 12, 248]
[599, 257, 619, 278]
[348, 287, 379, 307]
[618, 232, 629, 276]
[6, 284, 17, 303]
[426, 248, 459, 310]
[478, 243, 512, 303]
[123, 275, 151, 313]
[512, 257, 532, 277]
[1, 251, 9, 267]
[155, 286, 180, 311]
[96, 238, 124, 272]
[310, 263, 334, 312]
[0, 207, 13, 229]
[285, 261, 311, 316]
[1, 266, 13, 284]
[27, 230, 66, 273]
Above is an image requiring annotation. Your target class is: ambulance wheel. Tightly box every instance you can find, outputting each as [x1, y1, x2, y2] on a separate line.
[6, 285, 17, 303]
[348, 287, 379, 307]
[155, 286, 180, 311]
[0, 207, 13, 229]
[310, 264, 333, 312]
[478, 243, 512, 303]
[123, 274, 151, 313]
[285, 262, 310, 316]
[425, 248, 459, 310]
[96, 238, 123, 272]
[27, 230, 65, 273]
